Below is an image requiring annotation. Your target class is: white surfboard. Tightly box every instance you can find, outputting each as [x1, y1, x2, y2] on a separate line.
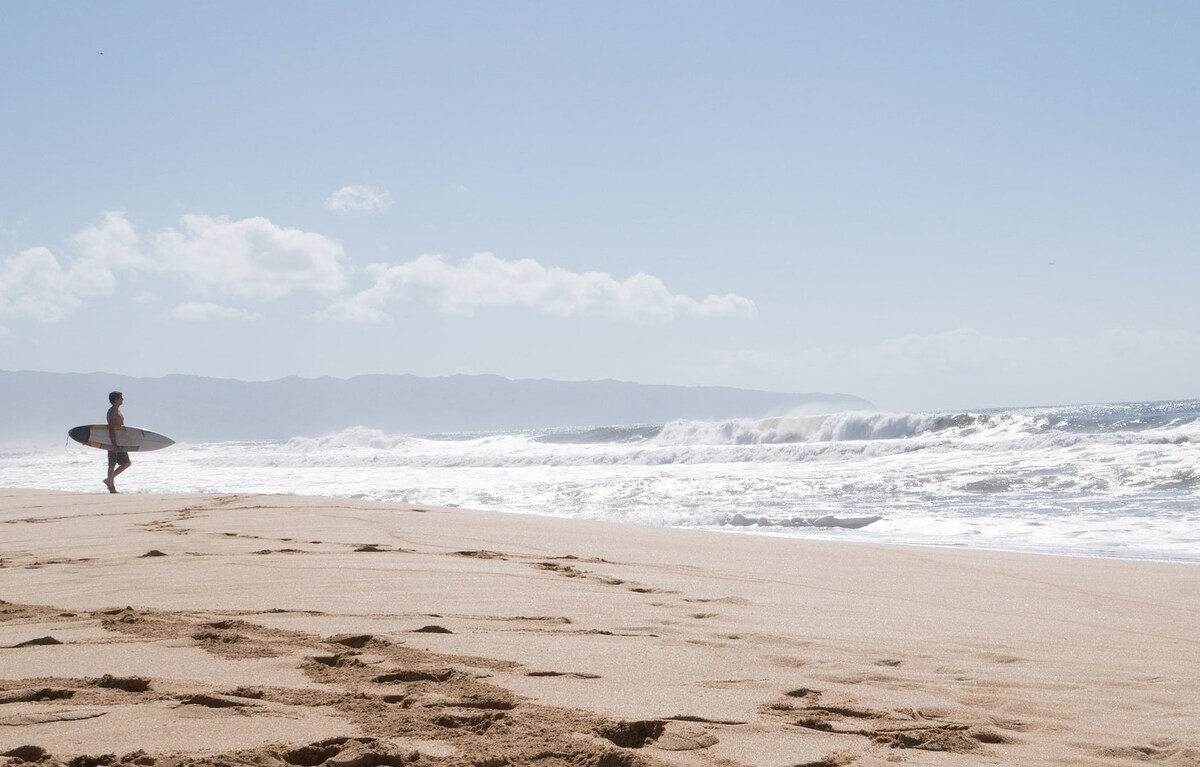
[68, 424, 175, 452]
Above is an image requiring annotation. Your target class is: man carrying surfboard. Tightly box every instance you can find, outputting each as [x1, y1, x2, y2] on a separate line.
[104, 391, 131, 493]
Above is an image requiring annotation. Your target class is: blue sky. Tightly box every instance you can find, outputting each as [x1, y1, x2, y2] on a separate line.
[2, 1, 1197, 411]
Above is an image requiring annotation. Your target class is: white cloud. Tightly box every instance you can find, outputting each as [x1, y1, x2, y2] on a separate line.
[7, 212, 755, 330]
[69, 210, 153, 269]
[171, 301, 262, 321]
[0, 246, 115, 322]
[319, 252, 757, 322]
[153, 214, 349, 300]
[3, 212, 351, 323]
[325, 185, 393, 215]
[317, 294, 388, 323]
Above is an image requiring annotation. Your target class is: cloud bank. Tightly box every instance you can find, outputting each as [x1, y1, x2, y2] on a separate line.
[1, 212, 348, 322]
[2, 212, 755, 326]
[318, 252, 758, 323]
[154, 214, 348, 299]
[0, 246, 115, 322]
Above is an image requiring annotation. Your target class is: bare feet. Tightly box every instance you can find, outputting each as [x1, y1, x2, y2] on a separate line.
[104, 479, 117, 494]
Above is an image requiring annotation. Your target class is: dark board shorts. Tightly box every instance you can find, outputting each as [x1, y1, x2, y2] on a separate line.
[108, 451, 131, 468]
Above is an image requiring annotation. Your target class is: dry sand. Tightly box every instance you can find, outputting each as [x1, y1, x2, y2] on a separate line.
[1, 489, 1197, 766]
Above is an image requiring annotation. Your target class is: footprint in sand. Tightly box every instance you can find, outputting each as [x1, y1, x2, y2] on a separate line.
[326, 634, 376, 648]
[0, 688, 75, 703]
[596, 719, 720, 751]
[2, 747, 48, 761]
[179, 694, 253, 709]
[452, 550, 508, 560]
[92, 675, 151, 692]
[764, 686, 1015, 754]
[373, 669, 456, 683]
[5, 635, 62, 648]
[684, 596, 751, 606]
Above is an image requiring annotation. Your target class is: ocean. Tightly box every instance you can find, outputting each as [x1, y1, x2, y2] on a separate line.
[4, 400, 1198, 563]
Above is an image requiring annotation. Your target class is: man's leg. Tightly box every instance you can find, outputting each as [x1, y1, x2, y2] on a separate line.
[105, 452, 117, 493]
[105, 452, 129, 493]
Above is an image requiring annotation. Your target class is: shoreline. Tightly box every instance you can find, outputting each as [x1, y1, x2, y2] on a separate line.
[716, 520, 1200, 566]
[4, 484, 1197, 566]
[2, 489, 1198, 766]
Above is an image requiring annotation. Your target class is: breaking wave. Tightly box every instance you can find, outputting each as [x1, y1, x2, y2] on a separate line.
[14, 399, 1196, 561]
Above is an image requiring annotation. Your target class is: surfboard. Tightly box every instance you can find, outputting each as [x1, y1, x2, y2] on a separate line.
[68, 425, 175, 452]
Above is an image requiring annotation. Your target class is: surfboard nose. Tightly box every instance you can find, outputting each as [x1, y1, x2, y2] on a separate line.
[68, 426, 90, 444]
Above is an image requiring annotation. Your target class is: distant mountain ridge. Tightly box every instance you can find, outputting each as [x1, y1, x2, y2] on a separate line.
[0, 370, 874, 443]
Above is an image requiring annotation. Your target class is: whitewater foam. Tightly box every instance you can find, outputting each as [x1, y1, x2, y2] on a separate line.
[3, 400, 1197, 562]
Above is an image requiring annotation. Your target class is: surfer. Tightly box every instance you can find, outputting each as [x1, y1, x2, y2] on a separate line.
[104, 391, 130, 493]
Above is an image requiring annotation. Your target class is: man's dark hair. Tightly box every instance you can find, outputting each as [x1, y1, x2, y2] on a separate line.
[109, 391, 123, 405]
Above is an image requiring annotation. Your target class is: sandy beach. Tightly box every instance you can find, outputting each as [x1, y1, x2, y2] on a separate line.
[1, 489, 1197, 766]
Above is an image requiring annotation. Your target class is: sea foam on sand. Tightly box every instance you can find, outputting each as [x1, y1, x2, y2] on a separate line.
[1, 489, 1198, 766]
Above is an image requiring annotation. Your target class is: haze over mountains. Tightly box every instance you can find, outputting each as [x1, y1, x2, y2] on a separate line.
[0, 370, 874, 444]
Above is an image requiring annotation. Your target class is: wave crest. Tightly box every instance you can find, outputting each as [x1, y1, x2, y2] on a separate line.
[653, 411, 950, 446]
[284, 426, 410, 451]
